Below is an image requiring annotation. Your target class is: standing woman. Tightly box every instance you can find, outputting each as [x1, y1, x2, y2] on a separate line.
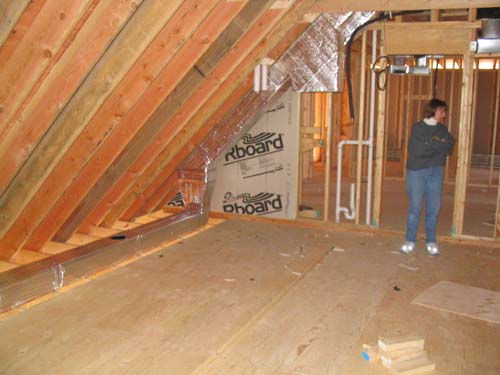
[400, 99, 455, 255]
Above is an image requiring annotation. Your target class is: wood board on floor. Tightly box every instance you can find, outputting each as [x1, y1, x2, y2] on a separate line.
[0, 220, 332, 375]
[412, 280, 500, 325]
[192, 237, 398, 375]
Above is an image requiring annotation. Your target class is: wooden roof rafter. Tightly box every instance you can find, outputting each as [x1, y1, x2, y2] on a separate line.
[52, 0, 256, 242]
[0, 0, 189, 259]
[12, 0, 228, 254]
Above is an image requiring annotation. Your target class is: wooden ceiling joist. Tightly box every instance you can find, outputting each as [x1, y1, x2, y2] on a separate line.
[53, 0, 252, 242]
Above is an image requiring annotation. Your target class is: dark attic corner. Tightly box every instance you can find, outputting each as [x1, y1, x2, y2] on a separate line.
[0, 1, 499, 374]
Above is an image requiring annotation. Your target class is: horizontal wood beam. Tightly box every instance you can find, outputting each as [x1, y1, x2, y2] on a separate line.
[308, 0, 500, 12]
[384, 21, 479, 55]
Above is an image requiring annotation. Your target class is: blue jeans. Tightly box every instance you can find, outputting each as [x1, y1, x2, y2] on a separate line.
[405, 166, 443, 243]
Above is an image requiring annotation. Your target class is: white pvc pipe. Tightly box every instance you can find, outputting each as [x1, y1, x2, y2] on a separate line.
[336, 139, 370, 222]
[337, 183, 356, 220]
[366, 30, 377, 225]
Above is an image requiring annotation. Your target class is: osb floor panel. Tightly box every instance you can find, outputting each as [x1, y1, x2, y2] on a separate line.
[0, 219, 499, 375]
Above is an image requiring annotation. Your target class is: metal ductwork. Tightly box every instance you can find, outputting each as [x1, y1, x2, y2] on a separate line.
[471, 19, 500, 53]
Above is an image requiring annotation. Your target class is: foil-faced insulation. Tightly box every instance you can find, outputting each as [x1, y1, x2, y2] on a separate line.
[273, 13, 344, 92]
[271, 12, 374, 93]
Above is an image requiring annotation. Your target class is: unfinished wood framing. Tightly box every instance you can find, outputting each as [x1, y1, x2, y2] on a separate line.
[66, 0, 252, 237]
[372, 33, 386, 228]
[139, 10, 311, 215]
[384, 21, 479, 55]
[16, 0, 220, 254]
[452, 50, 474, 236]
[0, 1, 31, 46]
[323, 93, 333, 221]
[354, 31, 367, 224]
[489, 64, 500, 186]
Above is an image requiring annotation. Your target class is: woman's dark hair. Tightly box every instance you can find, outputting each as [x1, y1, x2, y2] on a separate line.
[423, 98, 447, 119]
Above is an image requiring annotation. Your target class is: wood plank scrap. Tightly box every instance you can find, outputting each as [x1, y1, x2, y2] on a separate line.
[375, 336, 435, 374]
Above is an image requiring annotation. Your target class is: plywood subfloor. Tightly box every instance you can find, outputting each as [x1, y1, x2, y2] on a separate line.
[0, 219, 499, 375]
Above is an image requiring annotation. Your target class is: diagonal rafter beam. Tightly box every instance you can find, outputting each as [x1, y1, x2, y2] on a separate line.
[54, 0, 276, 240]
[0, 0, 186, 260]
[1, 0, 220, 259]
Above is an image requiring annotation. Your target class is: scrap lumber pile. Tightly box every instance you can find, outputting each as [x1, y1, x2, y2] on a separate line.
[362, 336, 436, 374]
